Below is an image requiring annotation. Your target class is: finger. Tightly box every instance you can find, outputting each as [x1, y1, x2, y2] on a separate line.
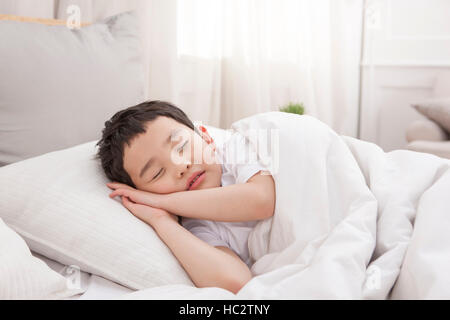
[121, 196, 134, 210]
[107, 183, 122, 190]
[109, 189, 127, 198]
[123, 195, 138, 205]
[121, 196, 131, 212]
[109, 191, 118, 198]
[107, 182, 125, 189]
[109, 182, 134, 191]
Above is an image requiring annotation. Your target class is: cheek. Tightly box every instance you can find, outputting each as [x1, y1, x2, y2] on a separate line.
[199, 142, 216, 165]
[190, 138, 206, 164]
[205, 164, 222, 188]
[145, 177, 182, 194]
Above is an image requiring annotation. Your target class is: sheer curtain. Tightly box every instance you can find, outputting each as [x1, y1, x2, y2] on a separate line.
[171, 0, 363, 134]
[0, 0, 363, 135]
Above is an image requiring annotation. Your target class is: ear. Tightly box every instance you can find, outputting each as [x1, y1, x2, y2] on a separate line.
[198, 125, 216, 151]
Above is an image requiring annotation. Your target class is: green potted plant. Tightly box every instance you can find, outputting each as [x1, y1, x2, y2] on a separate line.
[279, 102, 305, 115]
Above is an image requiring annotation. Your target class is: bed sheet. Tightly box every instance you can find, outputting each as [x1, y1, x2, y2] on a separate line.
[31, 251, 134, 299]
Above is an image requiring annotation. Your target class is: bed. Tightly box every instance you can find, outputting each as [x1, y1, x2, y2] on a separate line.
[1, 11, 450, 300]
[32, 252, 134, 300]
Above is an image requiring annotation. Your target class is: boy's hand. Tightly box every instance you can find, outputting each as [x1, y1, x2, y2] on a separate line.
[120, 196, 178, 226]
[107, 182, 162, 208]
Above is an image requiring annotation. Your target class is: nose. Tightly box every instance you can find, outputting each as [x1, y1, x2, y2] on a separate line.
[178, 163, 191, 179]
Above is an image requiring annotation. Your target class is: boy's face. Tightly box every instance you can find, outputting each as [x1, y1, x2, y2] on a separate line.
[123, 116, 222, 194]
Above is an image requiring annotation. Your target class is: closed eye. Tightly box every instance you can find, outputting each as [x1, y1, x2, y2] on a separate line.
[178, 140, 188, 153]
[152, 168, 163, 181]
[151, 140, 187, 182]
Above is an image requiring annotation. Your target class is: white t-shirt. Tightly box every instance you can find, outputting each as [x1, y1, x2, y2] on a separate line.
[181, 130, 268, 268]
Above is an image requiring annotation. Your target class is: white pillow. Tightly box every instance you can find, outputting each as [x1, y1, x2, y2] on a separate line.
[0, 218, 77, 299]
[0, 141, 194, 290]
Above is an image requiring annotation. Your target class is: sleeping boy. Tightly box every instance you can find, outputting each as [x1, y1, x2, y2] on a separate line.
[96, 100, 275, 294]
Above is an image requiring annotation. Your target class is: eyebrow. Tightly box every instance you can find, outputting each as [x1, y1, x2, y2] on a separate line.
[138, 128, 183, 179]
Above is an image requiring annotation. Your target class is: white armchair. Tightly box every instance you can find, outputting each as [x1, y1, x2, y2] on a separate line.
[406, 118, 450, 159]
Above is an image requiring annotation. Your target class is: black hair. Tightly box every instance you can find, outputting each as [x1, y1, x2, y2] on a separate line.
[95, 100, 198, 187]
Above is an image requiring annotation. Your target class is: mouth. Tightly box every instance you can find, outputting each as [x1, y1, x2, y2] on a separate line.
[186, 170, 206, 191]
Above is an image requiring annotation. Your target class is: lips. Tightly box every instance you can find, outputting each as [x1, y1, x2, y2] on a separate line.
[186, 170, 206, 190]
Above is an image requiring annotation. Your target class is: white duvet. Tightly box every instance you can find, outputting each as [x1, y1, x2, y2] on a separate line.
[123, 112, 450, 300]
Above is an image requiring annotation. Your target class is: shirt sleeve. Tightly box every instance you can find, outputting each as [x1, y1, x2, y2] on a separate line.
[222, 131, 269, 184]
[181, 217, 230, 248]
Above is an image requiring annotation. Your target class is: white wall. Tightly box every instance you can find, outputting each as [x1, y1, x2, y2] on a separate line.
[359, 0, 450, 151]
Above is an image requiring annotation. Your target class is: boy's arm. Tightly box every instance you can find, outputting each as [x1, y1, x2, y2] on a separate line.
[121, 196, 252, 294]
[108, 171, 276, 222]
[162, 171, 275, 222]
[155, 218, 252, 294]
